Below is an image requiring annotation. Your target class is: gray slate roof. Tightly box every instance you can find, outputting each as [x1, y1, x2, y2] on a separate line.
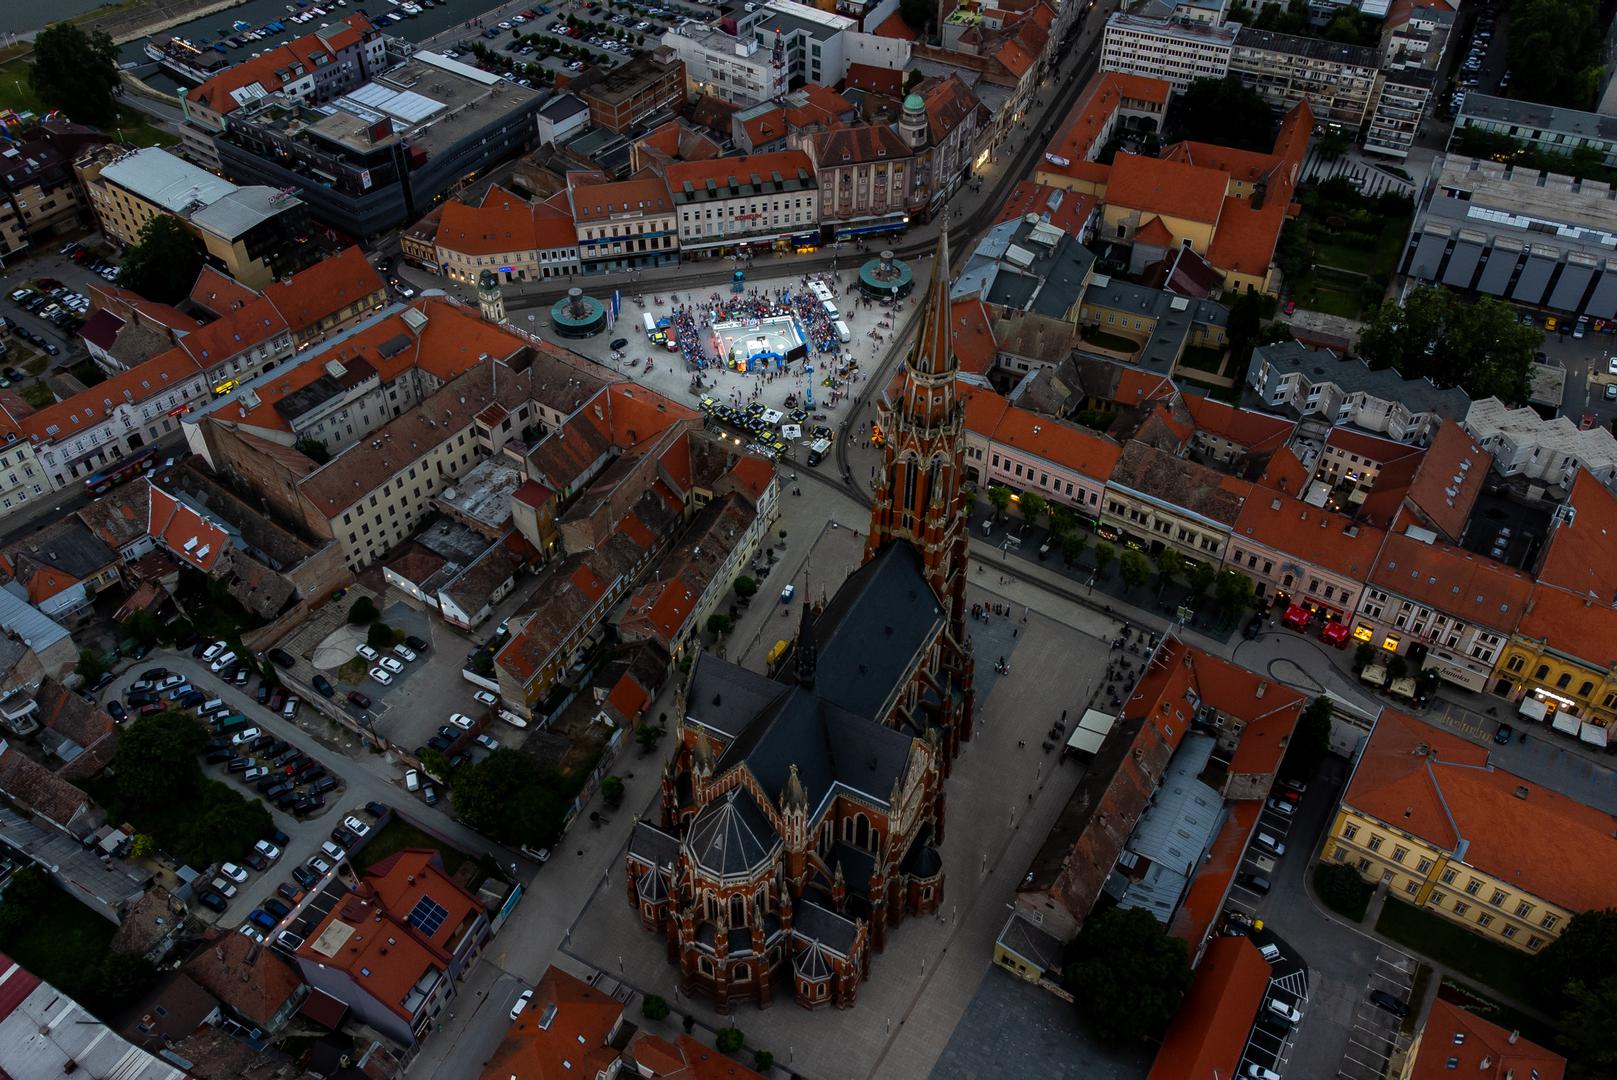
[794, 899, 858, 957]
[628, 820, 679, 869]
[811, 542, 943, 720]
[687, 788, 777, 877]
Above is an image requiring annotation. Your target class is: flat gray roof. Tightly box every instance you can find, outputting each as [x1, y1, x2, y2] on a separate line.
[1234, 25, 1376, 67]
[1458, 92, 1617, 144]
[190, 185, 301, 239]
[99, 147, 236, 215]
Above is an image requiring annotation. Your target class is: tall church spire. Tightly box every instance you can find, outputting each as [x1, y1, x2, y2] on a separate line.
[794, 602, 817, 688]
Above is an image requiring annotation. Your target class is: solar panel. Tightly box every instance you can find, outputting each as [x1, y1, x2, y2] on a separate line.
[407, 895, 449, 936]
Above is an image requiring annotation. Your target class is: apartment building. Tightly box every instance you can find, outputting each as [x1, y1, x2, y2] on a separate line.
[660, 24, 789, 107]
[568, 174, 679, 274]
[179, 13, 387, 168]
[293, 848, 489, 1046]
[1452, 93, 1617, 170]
[434, 185, 581, 284]
[0, 439, 52, 514]
[1354, 529, 1528, 692]
[75, 146, 317, 290]
[1229, 28, 1379, 131]
[745, 0, 858, 89]
[665, 150, 819, 255]
[1327, 708, 1617, 954]
[1250, 341, 1469, 444]
[1101, 440, 1253, 563]
[811, 124, 917, 235]
[1099, 13, 1233, 92]
[573, 51, 685, 134]
[1365, 68, 1436, 160]
[0, 122, 109, 256]
[1226, 494, 1387, 620]
[958, 385, 1121, 516]
[1463, 396, 1617, 493]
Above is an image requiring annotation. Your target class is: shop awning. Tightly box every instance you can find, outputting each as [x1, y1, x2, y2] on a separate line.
[1282, 604, 1311, 628]
[1553, 711, 1581, 735]
[1518, 697, 1548, 722]
[1065, 726, 1107, 754]
[1388, 677, 1418, 700]
[1361, 664, 1388, 687]
[1580, 721, 1609, 747]
[1320, 622, 1350, 645]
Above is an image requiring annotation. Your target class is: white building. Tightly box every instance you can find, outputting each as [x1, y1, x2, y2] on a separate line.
[660, 24, 789, 107]
[1463, 396, 1617, 493]
[1099, 12, 1233, 91]
[664, 149, 819, 253]
[1250, 341, 1469, 445]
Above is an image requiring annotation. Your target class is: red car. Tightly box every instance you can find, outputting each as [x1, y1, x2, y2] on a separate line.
[1283, 299, 1297, 315]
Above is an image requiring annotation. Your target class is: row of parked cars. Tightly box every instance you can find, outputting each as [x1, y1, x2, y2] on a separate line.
[225, 803, 387, 948]
[1449, 10, 1500, 114]
[356, 635, 429, 686]
[60, 241, 121, 281]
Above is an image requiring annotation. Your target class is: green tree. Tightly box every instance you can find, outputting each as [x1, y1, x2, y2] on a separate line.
[1281, 696, 1333, 779]
[1170, 75, 1278, 152]
[1357, 287, 1540, 403]
[1316, 127, 1351, 160]
[94, 953, 155, 1011]
[294, 437, 331, 464]
[29, 23, 121, 126]
[1061, 532, 1087, 566]
[0, 866, 49, 942]
[986, 484, 1012, 519]
[76, 648, 106, 685]
[1064, 907, 1192, 1042]
[1187, 560, 1218, 599]
[1019, 492, 1048, 527]
[1314, 862, 1372, 917]
[1092, 543, 1115, 578]
[1353, 643, 1376, 671]
[452, 749, 568, 847]
[367, 622, 398, 649]
[635, 724, 665, 753]
[705, 612, 732, 636]
[1533, 908, 1617, 1014]
[1118, 549, 1150, 593]
[117, 215, 205, 306]
[419, 747, 452, 780]
[1559, 976, 1617, 1080]
[348, 596, 379, 625]
[1047, 505, 1077, 538]
[600, 774, 625, 808]
[715, 1027, 745, 1053]
[754, 1051, 775, 1071]
[1214, 570, 1257, 615]
[124, 609, 162, 646]
[1387, 655, 1409, 680]
[641, 994, 670, 1021]
[1508, 0, 1602, 110]
[112, 711, 205, 809]
[179, 783, 273, 866]
[1154, 548, 1186, 587]
[733, 575, 758, 598]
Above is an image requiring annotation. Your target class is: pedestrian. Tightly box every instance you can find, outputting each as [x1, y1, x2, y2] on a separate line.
[1017, 739, 1024, 749]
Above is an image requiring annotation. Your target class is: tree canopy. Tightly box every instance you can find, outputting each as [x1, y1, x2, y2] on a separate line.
[1508, 0, 1602, 111]
[1357, 287, 1540, 404]
[29, 24, 122, 127]
[452, 749, 570, 847]
[1170, 76, 1278, 152]
[1281, 696, 1333, 780]
[117, 216, 205, 306]
[111, 710, 205, 807]
[1065, 906, 1193, 1042]
[1533, 908, 1617, 1078]
[1118, 549, 1151, 593]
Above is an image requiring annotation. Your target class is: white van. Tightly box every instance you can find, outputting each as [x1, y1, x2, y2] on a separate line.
[642, 312, 656, 338]
[822, 300, 839, 320]
[404, 768, 420, 792]
[197, 698, 225, 717]
[835, 319, 851, 343]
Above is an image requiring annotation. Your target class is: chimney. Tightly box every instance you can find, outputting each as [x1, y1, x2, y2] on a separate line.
[1255, 680, 1268, 699]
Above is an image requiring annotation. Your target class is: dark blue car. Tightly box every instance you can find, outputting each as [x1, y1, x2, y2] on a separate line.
[249, 909, 278, 931]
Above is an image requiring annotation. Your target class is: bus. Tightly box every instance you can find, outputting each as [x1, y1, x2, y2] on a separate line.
[82, 448, 158, 495]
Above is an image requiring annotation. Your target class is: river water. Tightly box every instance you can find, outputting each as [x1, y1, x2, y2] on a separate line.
[114, 0, 494, 96]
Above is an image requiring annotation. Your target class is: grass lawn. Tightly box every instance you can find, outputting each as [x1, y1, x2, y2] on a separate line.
[1437, 977, 1559, 1050]
[1313, 863, 1371, 921]
[1080, 328, 1139, 354]
[1375, 899, 1536, 1004]
[356, 818, 499, 893]
[3, 888, 116, 1003]
[0, 58, 177, 148]
[1310, 216, 1409, 279]
[1298, 280, 1364, 320]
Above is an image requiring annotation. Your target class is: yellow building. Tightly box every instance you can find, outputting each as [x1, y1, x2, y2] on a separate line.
[1326, 709, 1617, 954]
[75, 146, 315, 290]
[1491, 584, 1617, 736]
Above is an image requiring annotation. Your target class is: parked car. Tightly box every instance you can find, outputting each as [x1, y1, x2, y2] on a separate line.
[1266, 998, 1302, 1024]
[370, 668, 393, 685]
[364, 801, 387, 817]
[1253, 832, 1286, 856]
[209, 877, 239, 899]
[307, 856, 332, 876]
[356, 644, 380, 661]
[393, 644, 417, 663]
[267, 648, 295, 669]
[422, 783, 439, 805]
[448, 712, 476, 731]
[473, 690, 498, 707]
[343, 815, 371, 838]
[476, 733, 500, 751]
[255, 839, 282, 861]
[378, 656, 404, 674]
[264, 897, 292, 920]
[509, 988, 533, 1019]
[198, 890, 229, 913]
[1369, 989, 1410, 1018]
[291, 864, 319, 888]
[276, 882, 303, 903]
[231, 727, 263, 745]
[220, 862, 249, 884]
[331, 826, 359, 848]
[405, 635, 430, 652]
[312, 674, 335, 698]
[243, 850, 268, 872]
[1236, 871, 1271, 895]
[249, 909, 278, 931]
[347, 690, 372, 709]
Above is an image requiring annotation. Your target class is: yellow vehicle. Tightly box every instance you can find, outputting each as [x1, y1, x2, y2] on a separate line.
[766, 639, 789, 671]
[211, 378, 238, 396]
[1545, 316, 1558, 332]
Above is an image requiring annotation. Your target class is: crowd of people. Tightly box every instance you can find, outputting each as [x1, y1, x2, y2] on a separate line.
[658, 274, 852, 376]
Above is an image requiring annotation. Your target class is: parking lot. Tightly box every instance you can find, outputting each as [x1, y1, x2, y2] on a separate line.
[443, 0, 711, 84]
[1337, 947, 1419, 1080]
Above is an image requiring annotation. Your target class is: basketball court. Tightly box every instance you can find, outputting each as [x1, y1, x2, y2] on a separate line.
[709, 313, 807, 372]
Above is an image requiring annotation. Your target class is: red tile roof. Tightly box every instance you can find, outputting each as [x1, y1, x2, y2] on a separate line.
[568, 173, 673, 223]
[365, 849, 483, 955]
[627, 1033, 767, 1080]
[1147, 935, 1271, 1080]
[187, 14, 373, 114]
[948, 299, 996, 376]
[1183, 395, 1295, 453]
[664, 149, 816, 193]
[1401, 420, 1491, 541]
[1133, 215, 1174, 248]
[1537, 469, 1617, 599]
[189, 266, 259, 315]
[480, 966, 623, 1080]
[1234, 495, 1386, 581]
[1168, 799, 1262, 946]
[843, 62, 903, 96]
[1408, 999, 1565, 1080]
[1517, 584, 1617, 671]
[20, 346, 202, 443]
[1369, 531, 1531, 631]
[873, 11, 917, 39]
[148, 485, 229, 571]
[436, 184, 578, 256]
[262, 244, 384, 333]
[1040, 72, 1173, 186]
[993, 400, 1123, 482]
[994, 181, 1096, 235]
[1345, 709, 1617, 914]
[178, 295, 288, 368]
[1108, 152, 1228, 225]
[1255, 445, 1309, 496]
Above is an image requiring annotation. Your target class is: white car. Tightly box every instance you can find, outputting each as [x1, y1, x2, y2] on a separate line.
[476, 733, 500, 751]
[231, 727, 263, 745]
[379, 656, 404, 674]
[220, 862, 249, 884]
[370, 667, 394, 685]
[307, 855, 332, 875]
[254, 839, 282, 861]
[210, 877, 239, 898]
[498, 19, 512, 28]
[509, 988, 533, 1019]
[201, 641, 226, 662]
[1266, 998, 1302, 1024]
[342, 815, 371, 837]
[449, 712, 476, 731]
[210, 650, 237, 672]
[405, 768, 420, 792]
[238, 924, 265, 943]
[393, 644, 417, 663]
[473, 690, 498, 707]
[356, 643, 380, 661]
[320, 840, 346, 862]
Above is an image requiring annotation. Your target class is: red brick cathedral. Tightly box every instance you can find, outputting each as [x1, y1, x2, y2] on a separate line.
[624, 234, 976, 1011]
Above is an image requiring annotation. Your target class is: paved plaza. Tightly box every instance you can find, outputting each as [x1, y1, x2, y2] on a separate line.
[562, 585, 1112, 1080]
[521, 261, 935, 457]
